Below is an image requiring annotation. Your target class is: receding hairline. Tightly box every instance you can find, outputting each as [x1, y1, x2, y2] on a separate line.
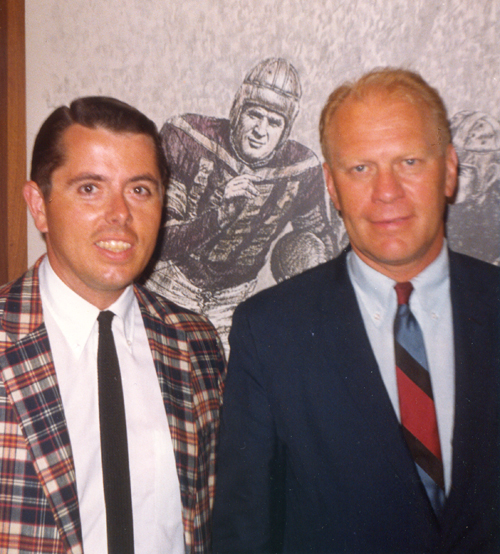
[319, 68, 452, 164]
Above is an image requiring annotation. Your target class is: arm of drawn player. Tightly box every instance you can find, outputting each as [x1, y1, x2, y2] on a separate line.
[217, 174, 262, 228]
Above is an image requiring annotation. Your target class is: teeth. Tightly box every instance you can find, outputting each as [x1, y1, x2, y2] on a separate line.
[96, 240, 131, 252]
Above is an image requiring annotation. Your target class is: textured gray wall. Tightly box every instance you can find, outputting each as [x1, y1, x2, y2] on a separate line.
[26, 0, 500, 264]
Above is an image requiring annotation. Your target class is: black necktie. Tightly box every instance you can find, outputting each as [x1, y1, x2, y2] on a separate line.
[97, 311, 134, 553]
[394, 282, 445, 514]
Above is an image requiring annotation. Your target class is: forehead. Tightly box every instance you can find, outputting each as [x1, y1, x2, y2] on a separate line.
[49, 125, 162, 193]
[59, 124, 158, 163]
[339, 90, 429, 125]
[328, 92, 437, 151]
[241, 104, 284, 121]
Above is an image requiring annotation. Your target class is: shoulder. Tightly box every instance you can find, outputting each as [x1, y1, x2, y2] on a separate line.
[234, 251, 349, 325]
[135, 283, 220, 339]
[0, 282, 11, 346]
[267, 140, 322, 187]
[274, 139, 321, 167]
[279, 138, 318, 160]
[0, 265, 34, 303]
[448, 250, 500, 332]
[134, 284, 226, 376]
[449, 250, 500, 296]
[161, 113, 229, 143]
[0, 262, 44, 349]
[0, 282, 12, 313]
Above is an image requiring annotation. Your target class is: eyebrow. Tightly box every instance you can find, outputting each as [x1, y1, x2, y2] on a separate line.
[128, 174, 161, 189]
[67, 172, 161, 189]
[268, 116, 284, 125]
[247, 108, 264, 117]
[67, 173, 106, 186]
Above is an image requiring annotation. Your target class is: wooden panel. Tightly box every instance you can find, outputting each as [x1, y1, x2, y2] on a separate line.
[0, 0, 27, 286]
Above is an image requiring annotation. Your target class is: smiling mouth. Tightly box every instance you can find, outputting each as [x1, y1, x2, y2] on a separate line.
[374, 215, 412, 225]
[96, 240, 132, 253]
[248, 138, 266, 149]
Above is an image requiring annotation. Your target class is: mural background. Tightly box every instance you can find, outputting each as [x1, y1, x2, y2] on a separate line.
[26, 0, 500, 349]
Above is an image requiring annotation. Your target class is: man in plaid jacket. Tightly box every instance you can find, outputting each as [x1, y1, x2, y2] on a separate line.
[0, 97, 226, 553]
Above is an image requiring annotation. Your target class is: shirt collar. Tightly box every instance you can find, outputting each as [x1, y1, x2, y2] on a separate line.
[347, 241, 450, 320]
[107, 282, 136, 345]
[347, 249, 395, 325]
[39, 257, 136, 356]
[411, 243, 450, 314]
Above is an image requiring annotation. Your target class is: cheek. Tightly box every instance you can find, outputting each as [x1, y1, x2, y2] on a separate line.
[238, 119, 253, 136]
[44, 206, 73, 236]
[137, 206, 163, 239]
[337, 186, 367, 215]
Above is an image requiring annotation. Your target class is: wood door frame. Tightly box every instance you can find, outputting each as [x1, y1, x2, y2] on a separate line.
[0, 0, 27, 286]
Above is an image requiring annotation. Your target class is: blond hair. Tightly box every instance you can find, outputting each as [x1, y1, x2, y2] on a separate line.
[319, 68, 451, 163]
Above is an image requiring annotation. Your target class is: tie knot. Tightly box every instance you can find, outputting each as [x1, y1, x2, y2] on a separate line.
[395, 281, 413, 305]
[98, 310, 115, 330]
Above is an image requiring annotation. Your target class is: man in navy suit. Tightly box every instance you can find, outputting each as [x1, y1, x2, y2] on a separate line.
[212, 68, 500, 553]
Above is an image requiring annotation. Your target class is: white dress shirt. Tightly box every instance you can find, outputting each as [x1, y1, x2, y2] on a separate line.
[347, 244, 455, 494]
[39, 257, 185, 553]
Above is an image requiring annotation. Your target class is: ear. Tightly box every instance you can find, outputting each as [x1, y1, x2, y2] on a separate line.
[444, 144, 458, 200]
[23, 181, 49, 233]
[323, 162, 341, 211]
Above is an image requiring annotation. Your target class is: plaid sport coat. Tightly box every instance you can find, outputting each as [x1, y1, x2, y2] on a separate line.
[0, 257, 226, 554]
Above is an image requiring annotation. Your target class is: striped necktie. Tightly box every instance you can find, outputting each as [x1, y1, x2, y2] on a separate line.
[394, 282, 445, 514]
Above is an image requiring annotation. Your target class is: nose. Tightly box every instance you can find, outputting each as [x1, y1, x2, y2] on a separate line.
[253, 118, 268, 138]
[105, 190, 132, 225]
[372, 167, 404, 203]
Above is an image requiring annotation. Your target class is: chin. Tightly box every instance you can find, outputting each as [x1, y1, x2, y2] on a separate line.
[359, 245, 414, 269]
[95, 271, 138, 291]
[242, 151, 262, 163]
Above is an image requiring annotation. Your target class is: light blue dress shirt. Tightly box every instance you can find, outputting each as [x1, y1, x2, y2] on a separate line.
[347, 243, 455, 494]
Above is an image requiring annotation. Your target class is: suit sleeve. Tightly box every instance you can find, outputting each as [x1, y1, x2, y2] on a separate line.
[212, 304, 285, 554]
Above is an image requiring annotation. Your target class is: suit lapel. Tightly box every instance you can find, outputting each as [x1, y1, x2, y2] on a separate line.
[316, 254, 435, 516]
[444, 253, 500, 521]
[135, 286, 196, 543]
[0, 260, 82, 552]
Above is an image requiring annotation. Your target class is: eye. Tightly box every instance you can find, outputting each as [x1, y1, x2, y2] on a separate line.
[132, 185, 151, 196]
[353, 165, 366, 173]
[404, 159, 417, 166]
[78, 183, 97, 194]
[269, 118, 284, 128]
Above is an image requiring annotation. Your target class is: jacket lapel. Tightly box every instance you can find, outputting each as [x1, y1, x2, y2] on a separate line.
[135, 285, 196, 546]
[316, 253, 435, 517]
[442, 253, 500, 526]
[0, 260, 82, 553]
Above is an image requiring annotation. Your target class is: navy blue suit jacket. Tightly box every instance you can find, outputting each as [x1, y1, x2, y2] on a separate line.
[212, 250, 500, 553]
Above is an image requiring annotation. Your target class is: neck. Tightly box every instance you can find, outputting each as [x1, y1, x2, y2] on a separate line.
[352, 240, 445, 283]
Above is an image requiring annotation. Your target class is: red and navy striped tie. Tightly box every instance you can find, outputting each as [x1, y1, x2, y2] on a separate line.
[394, 282, 445, 513]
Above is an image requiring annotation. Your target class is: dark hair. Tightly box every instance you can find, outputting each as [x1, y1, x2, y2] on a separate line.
[30, 96, 169, 197]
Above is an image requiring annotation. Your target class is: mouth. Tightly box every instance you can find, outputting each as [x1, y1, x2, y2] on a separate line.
[96, 240, 132, 253]
[247, 138, 266, 149]
[372, 215, 412, 229]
